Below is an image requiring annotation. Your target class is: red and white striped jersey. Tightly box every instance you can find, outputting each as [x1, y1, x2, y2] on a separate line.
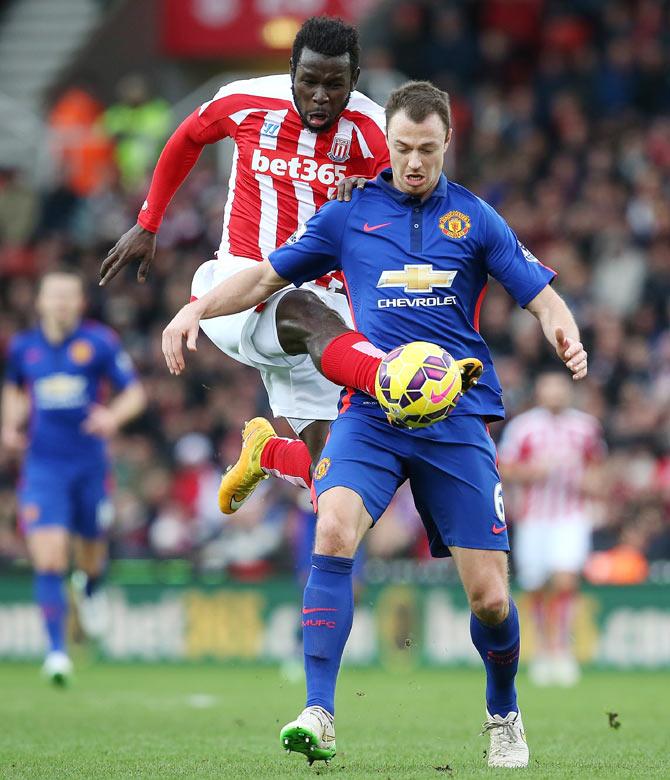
[498, 407, 606, 523]
[147, 74, 388, 264]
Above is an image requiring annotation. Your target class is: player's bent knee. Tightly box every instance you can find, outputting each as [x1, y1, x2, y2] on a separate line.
[469, 589, 509, 625]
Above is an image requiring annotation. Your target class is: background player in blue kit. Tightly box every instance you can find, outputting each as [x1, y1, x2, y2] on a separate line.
[162, 81, 588, 768]
[1, 270, 146, 684]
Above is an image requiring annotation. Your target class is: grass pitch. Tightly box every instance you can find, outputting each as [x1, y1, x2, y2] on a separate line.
[0, 661, 666, 779]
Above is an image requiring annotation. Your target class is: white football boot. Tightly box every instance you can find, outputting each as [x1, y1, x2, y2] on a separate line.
[482, 710, 529, 768]
[41, 651, 73, 687]
[280, 705, 336, 764]
[71, 570, 110, 640]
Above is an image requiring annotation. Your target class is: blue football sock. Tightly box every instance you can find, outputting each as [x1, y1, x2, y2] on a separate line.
[470, 598, 520, 716]
[34, 572, 68, 654]
[302, 553, 354, 716]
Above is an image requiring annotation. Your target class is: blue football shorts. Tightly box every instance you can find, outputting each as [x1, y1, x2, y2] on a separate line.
[313, 411, 509, 557]
[19, 456, 113, 539]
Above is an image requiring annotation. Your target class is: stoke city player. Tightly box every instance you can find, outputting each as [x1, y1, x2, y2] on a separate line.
[99, 16, 397, 513]
[499, 371, 605, 686]
[162, 81, 588, 768]
[1, 270, 145, 684]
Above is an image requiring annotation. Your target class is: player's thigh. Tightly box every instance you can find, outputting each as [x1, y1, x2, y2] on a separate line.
[512, 521, 552, 591]
[314, 486, 374, 558]
[546, 520, 592, 577]
[313, 412, 407, 531]
[407, 415, 509, 558]
[72, 465, 113, 541]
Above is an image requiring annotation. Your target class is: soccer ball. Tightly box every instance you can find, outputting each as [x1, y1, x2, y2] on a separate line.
[375, 341, 462, 428]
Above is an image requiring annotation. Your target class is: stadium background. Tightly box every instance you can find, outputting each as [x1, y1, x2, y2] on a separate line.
[0, 0, 669, 673]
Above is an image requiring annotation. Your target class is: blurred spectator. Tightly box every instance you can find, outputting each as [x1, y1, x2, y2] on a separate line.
[47, 86, 115, 198]
[103, 74, 171, 190]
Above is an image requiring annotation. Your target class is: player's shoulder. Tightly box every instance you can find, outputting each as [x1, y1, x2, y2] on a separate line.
[7, 327, 39, 354]
[344, 90, 386, 131]
[507, 406, 548, 431]
[207, 74, 292, 105]
[446, 180, 494, 217]
[565, 408, 602, 432]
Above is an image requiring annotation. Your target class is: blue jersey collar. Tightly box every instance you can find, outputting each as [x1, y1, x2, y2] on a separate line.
[377, 168, 448, 205]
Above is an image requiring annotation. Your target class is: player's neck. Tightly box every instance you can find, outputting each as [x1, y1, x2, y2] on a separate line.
[41, 319, 77, 344]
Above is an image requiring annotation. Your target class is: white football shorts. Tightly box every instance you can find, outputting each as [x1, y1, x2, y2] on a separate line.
[512, 518, 592, 591]
[191, 256, 353, 432]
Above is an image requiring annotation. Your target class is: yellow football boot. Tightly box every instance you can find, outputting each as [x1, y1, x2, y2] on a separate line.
[456, 357, 484, 393]
[218, 417, 276, 515]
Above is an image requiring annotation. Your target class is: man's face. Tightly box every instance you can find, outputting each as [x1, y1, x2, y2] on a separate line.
[37, 274, 84, 332]
[291, 47, 359, 133]
[536, 372, 572, 413]
[387, 110, 451, 199]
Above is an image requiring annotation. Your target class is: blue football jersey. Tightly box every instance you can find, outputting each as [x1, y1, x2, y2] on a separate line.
[270, 170, 555, 423]
[5, 320, 137, 459]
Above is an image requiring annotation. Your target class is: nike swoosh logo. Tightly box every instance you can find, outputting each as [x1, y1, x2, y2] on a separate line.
[492, 524, 507, 535]
[302, 607, 338, 614]
[230, 495, 247, 511]
[363, 222, 391, 232]
[430, 375, 458, 404]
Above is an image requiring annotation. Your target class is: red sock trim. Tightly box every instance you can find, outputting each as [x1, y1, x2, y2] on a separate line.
[320, 331, 384, 396]
[260, 437, 312, 489]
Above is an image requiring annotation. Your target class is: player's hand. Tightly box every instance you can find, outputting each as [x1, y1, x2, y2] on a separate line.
[555, 327, 588, 380]
[162, 302, 201, 375]
[99, 223, 157, 286]
[1, 426, 27, 454]
[331, 176, 368, 202]
[82, 405, 119, 438]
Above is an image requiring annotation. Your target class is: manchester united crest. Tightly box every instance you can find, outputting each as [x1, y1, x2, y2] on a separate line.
[69, 339, 94, 365]
[439, 210, 471, 239]
[327, 133, 351, 163]
[314, 457, 331, 480]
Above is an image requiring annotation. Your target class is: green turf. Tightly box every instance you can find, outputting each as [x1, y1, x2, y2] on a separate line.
[0, 661, 665, 779]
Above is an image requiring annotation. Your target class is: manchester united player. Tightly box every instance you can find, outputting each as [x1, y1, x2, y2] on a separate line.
[100, 17, 393, 511]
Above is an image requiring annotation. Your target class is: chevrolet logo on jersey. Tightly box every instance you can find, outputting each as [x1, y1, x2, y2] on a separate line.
[377, 264, 458, 293]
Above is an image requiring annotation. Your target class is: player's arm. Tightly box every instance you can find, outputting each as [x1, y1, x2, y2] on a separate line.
[480, 200, 587, 381]
[82, 382, 146, 438]
[526, 286, 587, 380]
[1, 381, 29, 453]
[100, 89, 241, 287]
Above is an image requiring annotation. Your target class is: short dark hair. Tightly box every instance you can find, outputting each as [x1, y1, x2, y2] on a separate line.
[292, 16, 360, 77]
[385, 81, 452, 135]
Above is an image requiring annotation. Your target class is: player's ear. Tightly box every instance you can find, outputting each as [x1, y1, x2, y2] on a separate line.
[350, 66, 361, 91]
[444, 127, 453, 152]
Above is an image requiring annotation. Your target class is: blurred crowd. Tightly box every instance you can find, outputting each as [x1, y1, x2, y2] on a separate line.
[1, 0, 669, 580]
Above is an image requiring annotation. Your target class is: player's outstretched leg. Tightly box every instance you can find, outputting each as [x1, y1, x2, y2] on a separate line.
[471, 599, 528, 767]
[218, 418, 314, 514]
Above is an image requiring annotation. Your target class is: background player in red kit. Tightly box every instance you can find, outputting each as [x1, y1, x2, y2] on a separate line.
[99, 17, 391, 510]
[499, 371, 606, 686]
